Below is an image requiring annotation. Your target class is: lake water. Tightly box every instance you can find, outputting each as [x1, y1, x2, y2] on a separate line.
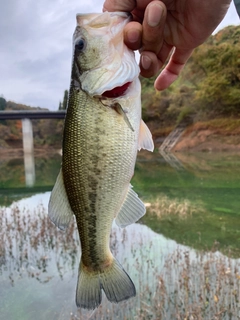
[0, 151, 240, 319]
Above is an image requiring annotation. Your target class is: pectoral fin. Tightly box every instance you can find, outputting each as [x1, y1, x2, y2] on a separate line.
[48, 168, 74, 230]
[113, 103, 134, 132]
[115, 185, 146, 228]
[138, 119, 154, 152]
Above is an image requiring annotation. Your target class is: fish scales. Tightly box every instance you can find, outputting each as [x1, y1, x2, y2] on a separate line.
[48, 11, 154, 310]
[63, 88, 138, 269]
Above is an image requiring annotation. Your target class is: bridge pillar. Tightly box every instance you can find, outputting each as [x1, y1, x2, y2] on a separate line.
[22, 118, 34, 154]
[22, 118, 35, 187]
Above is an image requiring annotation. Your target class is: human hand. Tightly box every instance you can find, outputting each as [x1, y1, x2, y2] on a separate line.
[103, 0, 231, 90]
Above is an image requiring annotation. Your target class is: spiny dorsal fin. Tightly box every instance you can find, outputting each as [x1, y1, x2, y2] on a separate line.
[115, 185, 146, 228]
[138, 119, 154, 152]
[48, 168, 73, 230]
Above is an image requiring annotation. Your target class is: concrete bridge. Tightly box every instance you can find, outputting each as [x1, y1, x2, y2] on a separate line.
[0, 110, 66, 120]
[0, 110, 66, 187]
[0, 110, 66, 152]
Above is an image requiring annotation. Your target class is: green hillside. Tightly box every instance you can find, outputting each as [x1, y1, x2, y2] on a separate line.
[1, 25, 239, 149]
[141, 25, 240, 137]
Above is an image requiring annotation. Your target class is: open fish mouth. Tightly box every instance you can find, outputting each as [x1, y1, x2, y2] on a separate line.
[80, 54, 139, 97]
[73, 11, 140, 97]
[102, 82, 132, 98]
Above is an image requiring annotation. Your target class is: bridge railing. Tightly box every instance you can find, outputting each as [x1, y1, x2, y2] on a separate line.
[0, 110, 66, 120]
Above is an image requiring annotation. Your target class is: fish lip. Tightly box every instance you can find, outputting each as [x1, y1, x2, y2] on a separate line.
[101, 82, 132, 98]
[75, 12, 130, 18]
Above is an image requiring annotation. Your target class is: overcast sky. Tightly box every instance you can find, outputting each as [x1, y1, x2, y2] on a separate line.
[0, 0, 239, 111]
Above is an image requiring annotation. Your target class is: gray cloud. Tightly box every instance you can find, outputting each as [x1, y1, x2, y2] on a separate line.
[214, 1, 240, 33]
[0, 0, 103, 110]
[0, 0, 239, 110]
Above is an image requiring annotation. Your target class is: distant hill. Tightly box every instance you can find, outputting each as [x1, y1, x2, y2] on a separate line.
[141, 25, 240, 139]
[1, 25, 240, 150]
[0, 100, 63, 149]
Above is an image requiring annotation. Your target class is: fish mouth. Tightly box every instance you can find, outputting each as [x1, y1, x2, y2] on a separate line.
[101, 82, 132, 98]
[74, 11, 140, 97]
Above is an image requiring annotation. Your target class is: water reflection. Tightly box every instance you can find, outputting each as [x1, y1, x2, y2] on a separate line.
[1, 152, 240, 254]
[0, 153, 61, 206]
[134, 152, 240, 256]
[0, 193, 240, 319]
[0, 195, 78, 285]
[23, 152, 35, 187]
[1, 152, 240, 318]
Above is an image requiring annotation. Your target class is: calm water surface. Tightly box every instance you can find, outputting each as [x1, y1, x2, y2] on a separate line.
[0, 151, 240, 319]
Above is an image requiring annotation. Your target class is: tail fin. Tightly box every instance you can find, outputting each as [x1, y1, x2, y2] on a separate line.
[76, 258, 136, 310]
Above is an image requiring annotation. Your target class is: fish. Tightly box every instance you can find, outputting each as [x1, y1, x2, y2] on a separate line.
[48, 11, 154, 310]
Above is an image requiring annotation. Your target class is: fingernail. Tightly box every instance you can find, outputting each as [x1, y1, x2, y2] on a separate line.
[127, 30, 140, 43]
[147, 3, 163, 27]
[141, 55, 151, 70]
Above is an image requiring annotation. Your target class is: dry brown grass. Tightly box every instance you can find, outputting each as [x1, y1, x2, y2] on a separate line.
[0, 204, 239, 320]
[145, 196, 202, 220]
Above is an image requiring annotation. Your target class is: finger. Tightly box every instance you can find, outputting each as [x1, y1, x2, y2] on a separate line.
[103, 0, 135, 12]
[154, 48, 193, 90]
[140, 51, 162, 78]
[157, 41, 174, 68]
[141, 1, 166, 54]
[140, 41, 173, 78]
[124, 22, 142, 51]
[139, 1, 167, 77]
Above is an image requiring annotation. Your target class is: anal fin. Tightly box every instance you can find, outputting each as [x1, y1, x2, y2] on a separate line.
[48, 168, 73, 230]
[115, 185, 146, 228]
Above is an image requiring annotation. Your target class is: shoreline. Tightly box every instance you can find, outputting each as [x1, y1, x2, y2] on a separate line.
[1, 119, 240, 155]
[1, 136, 240, 157]
[0, 147, 62, 159]
[173, 131, 240, 153]
[153, 119, 240, 153]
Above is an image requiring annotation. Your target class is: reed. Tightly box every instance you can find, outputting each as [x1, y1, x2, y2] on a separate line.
[145, 195, 203, 220]
[0, 203, 239, 320]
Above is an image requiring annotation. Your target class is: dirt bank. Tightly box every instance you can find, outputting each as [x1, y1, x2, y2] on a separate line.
[168, 120, 240, 152]
[173, 130, 240, 152]
[1, 119, 240, 155]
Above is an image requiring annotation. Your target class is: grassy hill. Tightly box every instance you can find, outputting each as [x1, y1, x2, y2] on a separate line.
[141, 25, 240, 142]
[1, 25, 239, 151]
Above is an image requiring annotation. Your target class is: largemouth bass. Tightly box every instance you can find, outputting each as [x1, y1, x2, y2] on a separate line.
[48, 12, 154, 310]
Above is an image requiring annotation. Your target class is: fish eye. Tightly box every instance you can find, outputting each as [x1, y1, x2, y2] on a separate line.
[75, 38, 86, 52]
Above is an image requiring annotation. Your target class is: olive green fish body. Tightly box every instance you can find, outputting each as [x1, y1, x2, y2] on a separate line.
[62, 86, 139, 270]
[48, 12, 154, 310]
